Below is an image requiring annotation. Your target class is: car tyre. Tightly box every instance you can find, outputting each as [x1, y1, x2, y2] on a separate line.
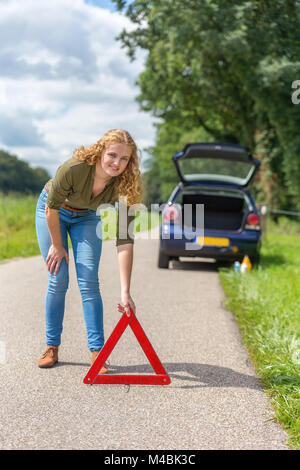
[158, 250, 169, 269]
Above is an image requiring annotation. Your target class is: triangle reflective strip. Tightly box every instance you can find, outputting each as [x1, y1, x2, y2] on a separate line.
[83, 309, 171, 385]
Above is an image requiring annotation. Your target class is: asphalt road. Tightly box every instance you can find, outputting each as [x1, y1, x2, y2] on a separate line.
[0, 231, 289, 450]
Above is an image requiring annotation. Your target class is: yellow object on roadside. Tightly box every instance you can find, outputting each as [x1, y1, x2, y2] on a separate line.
[241, 255, 252, 272]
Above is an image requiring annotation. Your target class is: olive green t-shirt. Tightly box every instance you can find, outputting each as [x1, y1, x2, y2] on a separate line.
[46, 156, 135, 246]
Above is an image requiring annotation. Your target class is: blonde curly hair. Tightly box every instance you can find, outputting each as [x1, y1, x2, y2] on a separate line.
[73, 129, 142, 206]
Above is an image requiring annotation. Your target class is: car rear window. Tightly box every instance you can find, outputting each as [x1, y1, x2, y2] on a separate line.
[178, 157, 254, 185]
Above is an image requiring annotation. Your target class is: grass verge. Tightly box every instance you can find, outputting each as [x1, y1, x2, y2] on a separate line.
[0, 193, 39, 260]
[219, 218, 300, 449]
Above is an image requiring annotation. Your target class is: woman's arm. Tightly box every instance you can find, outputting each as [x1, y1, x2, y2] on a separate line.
[45, 206, 69, 275]
[45, 206, 62, 247]
[117, 243, 135, 316]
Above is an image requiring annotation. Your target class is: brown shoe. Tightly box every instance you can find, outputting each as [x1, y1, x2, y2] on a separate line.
[38, 346, 59, 368]
[91, 351, 108, 374]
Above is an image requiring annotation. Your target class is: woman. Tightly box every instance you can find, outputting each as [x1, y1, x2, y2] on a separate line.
[35, 129, 142, 370]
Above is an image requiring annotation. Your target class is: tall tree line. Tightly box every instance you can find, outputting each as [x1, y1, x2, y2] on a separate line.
[114, 0, 300, 209]
[0, 150, 50, 194]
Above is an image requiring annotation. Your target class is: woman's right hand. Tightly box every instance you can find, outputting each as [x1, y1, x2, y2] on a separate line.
[46, 244, 69, 275]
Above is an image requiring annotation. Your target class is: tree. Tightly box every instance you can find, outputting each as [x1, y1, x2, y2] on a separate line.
[114, 0, 300, 208]
[0, 150, 51, 194]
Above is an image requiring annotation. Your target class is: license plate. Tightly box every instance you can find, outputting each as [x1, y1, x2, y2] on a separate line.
[195, 236, 230, 247]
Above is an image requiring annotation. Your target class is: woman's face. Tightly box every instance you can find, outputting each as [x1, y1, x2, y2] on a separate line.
[100, 142, 131, 178]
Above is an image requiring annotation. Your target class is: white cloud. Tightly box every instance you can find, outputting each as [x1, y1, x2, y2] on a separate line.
[0, 0, 157, 176]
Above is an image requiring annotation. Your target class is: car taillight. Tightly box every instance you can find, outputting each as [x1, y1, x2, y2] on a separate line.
[163, 205, 180, 222]
[245, 212, 260, 230]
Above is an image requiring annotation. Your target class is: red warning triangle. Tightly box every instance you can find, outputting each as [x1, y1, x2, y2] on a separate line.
[83, 308, 171, 385]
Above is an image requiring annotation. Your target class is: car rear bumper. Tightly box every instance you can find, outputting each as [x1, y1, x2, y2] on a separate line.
[159, 226, 261, 261]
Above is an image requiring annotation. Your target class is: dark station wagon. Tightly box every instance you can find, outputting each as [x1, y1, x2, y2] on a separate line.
[158, 142, 262, 269]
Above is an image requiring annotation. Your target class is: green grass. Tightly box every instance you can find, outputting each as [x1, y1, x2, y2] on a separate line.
[219, 217, 300, 449]
[0, 193, 40, 260]
[0, 193, 160, 261]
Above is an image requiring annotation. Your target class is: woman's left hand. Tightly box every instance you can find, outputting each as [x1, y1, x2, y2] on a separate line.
[118, 292, 136, 317]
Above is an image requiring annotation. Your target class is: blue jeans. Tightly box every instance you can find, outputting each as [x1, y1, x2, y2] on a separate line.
[35, 187, 104, 352]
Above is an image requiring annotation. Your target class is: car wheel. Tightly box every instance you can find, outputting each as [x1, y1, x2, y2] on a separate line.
[158, 250, 169, 269]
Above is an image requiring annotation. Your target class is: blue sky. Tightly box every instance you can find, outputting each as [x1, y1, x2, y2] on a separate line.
[84, 0, 116, 12]
[84, 1, 134, 12]
[84, 1, 117, 12]
[0, 0, 155, 176]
